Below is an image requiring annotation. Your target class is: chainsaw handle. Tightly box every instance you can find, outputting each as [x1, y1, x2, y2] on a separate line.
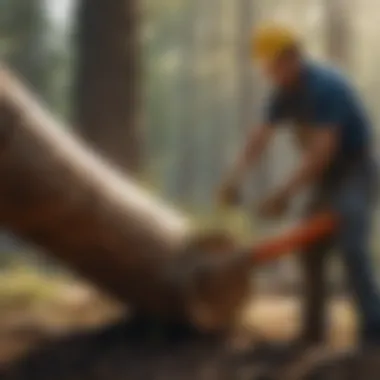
[250, 211, 339, 266]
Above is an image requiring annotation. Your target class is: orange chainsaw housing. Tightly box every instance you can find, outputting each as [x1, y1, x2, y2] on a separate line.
[251, 212, 338, 265]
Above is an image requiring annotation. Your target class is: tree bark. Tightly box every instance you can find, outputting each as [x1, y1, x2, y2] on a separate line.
[74, 0, 142, 173]
[0, 66, 249, 331]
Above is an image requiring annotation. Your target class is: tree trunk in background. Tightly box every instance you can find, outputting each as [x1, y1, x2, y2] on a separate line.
[173, 1, 198, 205]
[324, 0, 351, 68]
[75, 0, 142, 174]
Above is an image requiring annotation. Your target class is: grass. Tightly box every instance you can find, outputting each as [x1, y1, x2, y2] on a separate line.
[0, 263, 66, 309]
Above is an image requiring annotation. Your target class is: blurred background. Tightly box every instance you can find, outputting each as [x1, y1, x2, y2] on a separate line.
[1, 0, 380, 366]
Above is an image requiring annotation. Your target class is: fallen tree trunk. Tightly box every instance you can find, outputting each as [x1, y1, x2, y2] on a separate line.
[0, 65, 182, 310]
[0, 65, 251, 330]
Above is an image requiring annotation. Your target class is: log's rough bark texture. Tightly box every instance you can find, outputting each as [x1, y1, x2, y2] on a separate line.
[0, 66, 250, 331]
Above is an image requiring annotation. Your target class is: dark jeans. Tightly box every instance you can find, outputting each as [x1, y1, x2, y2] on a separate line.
[299, 154, 380, 344]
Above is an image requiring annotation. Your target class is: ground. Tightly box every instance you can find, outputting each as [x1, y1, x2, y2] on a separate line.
[0, 266, 363, 379]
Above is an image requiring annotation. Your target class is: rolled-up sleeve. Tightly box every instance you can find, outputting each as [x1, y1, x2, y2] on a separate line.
[313, 82, 347, 128]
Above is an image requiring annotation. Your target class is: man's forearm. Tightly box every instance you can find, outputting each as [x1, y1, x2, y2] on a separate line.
[281, 158, 325, 198]
[226, 125, 273, 185]
[281, 138, 335, 198]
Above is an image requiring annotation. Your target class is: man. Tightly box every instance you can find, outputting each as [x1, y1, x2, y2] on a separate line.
[219, 24, 380, 347]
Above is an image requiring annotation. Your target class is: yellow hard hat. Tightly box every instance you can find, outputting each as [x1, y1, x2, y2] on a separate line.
[252, 24, 300, 62]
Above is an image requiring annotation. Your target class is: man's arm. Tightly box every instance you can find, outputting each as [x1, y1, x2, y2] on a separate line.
[278, 81, 345, 199]
[258, 126, 338, 218]
[224, 124, 274, 186]
[279, 127, 338, 198]
[218, 92, 281, 205]
[225, 91, 282, 185]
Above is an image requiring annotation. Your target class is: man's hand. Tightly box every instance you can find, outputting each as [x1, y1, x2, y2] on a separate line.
[258, 189, 290, 219]
[217, 125, 274, 207]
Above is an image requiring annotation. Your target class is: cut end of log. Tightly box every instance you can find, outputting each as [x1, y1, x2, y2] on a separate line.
[170, 230, 251, 332]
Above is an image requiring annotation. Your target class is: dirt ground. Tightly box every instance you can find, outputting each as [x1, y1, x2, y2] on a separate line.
[0, 297, 359, 378]
[0, 290, 357, 363]
[0, 269, 372, 380]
